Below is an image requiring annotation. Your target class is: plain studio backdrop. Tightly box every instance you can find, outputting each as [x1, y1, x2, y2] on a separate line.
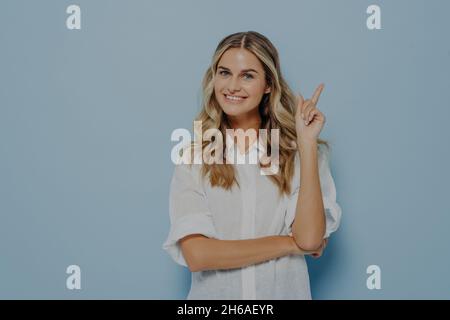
[0, 0, 449, 299]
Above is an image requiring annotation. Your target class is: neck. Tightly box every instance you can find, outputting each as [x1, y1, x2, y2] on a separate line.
[225, 109, 261, 154]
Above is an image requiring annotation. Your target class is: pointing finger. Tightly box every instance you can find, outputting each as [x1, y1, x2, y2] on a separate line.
[311, 83, 324, 105]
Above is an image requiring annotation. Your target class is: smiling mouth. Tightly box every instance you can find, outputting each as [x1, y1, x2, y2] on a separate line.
[224, 94, 247, 102]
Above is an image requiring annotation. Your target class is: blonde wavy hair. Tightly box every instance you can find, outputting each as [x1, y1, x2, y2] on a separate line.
[190, 31, 329, 197]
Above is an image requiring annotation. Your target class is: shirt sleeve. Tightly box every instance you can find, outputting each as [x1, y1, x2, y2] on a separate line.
[285, 144, 342, 239]
[162, 163, 218, 267]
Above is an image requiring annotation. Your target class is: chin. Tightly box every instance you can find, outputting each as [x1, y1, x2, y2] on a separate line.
[221, 105, 248, 117]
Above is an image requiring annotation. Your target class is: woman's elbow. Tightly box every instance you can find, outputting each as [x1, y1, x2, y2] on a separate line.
[292, 233, 323, 252]
[186, 259, 202, 272]
[179, 235, 207, 272]
[182, 248, 204, 272]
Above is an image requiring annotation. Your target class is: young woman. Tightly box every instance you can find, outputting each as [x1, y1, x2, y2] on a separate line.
[163, 31, 342, 299]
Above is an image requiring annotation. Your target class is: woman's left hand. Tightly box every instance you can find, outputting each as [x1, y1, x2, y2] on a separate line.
[295, 83, 326, 143]
[311, 238, 328, 259]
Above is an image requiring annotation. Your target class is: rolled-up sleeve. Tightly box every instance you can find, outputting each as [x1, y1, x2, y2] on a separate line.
[285, 145, 342, 239]
[162, 163, 218, 267]
[318, 146, 342, 239]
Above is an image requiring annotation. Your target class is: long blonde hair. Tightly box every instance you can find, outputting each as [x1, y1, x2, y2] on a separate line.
[191, 31, 329, 196]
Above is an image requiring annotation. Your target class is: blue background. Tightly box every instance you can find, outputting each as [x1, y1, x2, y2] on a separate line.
[1, 0, 449, 299]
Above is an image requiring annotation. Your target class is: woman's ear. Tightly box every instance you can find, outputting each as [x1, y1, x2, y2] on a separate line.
[264, 86, 271, 94]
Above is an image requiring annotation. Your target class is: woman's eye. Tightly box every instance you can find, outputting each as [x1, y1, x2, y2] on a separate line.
[218, 70, 253, 79]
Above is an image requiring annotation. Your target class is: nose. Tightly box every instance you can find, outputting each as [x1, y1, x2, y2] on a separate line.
[227, 76, 241, 93]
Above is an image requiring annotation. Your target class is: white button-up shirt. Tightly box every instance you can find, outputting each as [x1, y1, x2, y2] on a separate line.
[163, 136, 342, 299]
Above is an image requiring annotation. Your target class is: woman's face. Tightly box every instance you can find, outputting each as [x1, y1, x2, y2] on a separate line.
[214, 48, 271, 119]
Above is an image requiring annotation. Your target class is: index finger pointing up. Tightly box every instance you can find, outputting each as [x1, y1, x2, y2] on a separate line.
[311, 83, 325, 105]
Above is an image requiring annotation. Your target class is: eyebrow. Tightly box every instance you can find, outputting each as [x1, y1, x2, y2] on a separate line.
[217, 66, 259, 74]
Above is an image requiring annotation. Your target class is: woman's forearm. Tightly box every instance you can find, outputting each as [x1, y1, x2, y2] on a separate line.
[180, 235, 301, 272]
[292, 140, 326, 250]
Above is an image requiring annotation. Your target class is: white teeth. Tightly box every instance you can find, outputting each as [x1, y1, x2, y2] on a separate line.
[225, 95, 245, 101]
